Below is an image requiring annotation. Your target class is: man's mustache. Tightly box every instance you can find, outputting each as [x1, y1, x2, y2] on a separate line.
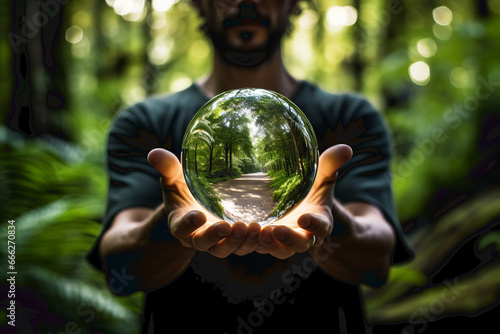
[223, 4, 271, 28]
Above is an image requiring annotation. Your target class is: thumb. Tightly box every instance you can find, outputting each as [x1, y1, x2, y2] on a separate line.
[147, 148, 183, 186]
[316, 144, 353, 184]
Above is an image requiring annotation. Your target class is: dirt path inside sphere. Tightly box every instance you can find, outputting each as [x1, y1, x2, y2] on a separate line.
[212, 172, 276, 224]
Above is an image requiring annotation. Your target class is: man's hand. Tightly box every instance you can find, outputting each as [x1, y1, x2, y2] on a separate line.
[256, 144, 353, 259]
[147, 148, 261, 258]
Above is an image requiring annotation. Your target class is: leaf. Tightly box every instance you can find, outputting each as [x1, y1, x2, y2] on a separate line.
[24, 266, 142, 333]
[476, 231, 500, 253]
[388, 266, 427, 286]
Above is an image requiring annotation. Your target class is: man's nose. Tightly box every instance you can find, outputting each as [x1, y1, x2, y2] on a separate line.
[222, 0, 262, 6]
[240, 0, 261, 4]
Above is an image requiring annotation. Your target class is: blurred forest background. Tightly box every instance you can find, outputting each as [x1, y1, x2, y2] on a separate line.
[1, 0, 499, 333]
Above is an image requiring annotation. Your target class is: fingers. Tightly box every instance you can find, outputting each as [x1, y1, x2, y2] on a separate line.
[257, 212, 332, 259]
[179, 219, 258, 258]
[190, 221, 262, 258]
[168, 209, 231, 249]
[208, 222, 249, 258]
[169, 210, 207, 242]
[297, 213, 332, 247]
[272, 225, 312, 253]
[173, 214, 324, 259]
[148, 148, 200, 213]
[188, 221, 232, 251]
[258, 225, 297, 259]
[147, 148, 182, 187]
[233, 222, 261, 256]
[316, 144, 353, 184]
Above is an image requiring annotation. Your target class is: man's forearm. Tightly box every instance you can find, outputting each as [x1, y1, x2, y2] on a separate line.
[100, 205, 197, 295]
[310, 200, 395, 287]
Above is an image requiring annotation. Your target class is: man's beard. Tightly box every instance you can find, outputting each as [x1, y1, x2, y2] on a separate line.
[204, 7, 288, 68]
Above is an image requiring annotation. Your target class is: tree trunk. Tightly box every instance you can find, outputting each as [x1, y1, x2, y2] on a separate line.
[225, 142, 229, 172]
[280, 137, 290, 177]
[194, 141, 199, 177]
[351, 0, 363, 92]
[208, 146, 213, 176]
[9, 0, 69, 139]
[282, 114, 305, 177]
[229, 142, 233, 172]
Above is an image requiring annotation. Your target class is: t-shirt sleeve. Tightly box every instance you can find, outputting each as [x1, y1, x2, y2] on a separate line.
[332, 97, 413, 264]
[86, 105, 166, 271]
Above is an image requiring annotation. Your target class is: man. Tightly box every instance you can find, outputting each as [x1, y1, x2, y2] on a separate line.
[88, 0, 412, 332]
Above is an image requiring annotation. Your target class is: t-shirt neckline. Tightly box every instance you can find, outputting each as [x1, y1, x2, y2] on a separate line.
[191, 80, 307, 104]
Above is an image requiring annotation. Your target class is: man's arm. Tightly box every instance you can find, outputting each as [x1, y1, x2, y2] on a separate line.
[99, 205, 196, 295]
[312, 201, 395, 286]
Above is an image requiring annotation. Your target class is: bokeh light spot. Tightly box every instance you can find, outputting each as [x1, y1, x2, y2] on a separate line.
[449, 67, 470, 88]
[416, 38, 438, 58]
[65, 26, 83, 44]
[72, 11, 91, 29]
[433, 6, 453, 26]
[152, 0, 178, 12]
[433, 23, 453, 40]
[71, 36, 91, 58]
[189, 40, 210, 61]
[409, 61, 430, 86]
[299, 10, 319, 30]
[147, 38, 173, 65]
[326, 6, 358, 33]
[170, 76, 192, 92]
[148, 11, 167, 30]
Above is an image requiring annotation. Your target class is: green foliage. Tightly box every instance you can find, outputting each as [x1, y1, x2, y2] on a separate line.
[0, 128, 142, 333]
[477, 231, 500, 253]
[377, 1, 500, 222]
[206, 168, 242, 183]
[387, 266, 427, 286]
[268, 171, 302, 217]
[363, 189, 500, 322]
[185, 103, 256, 177]
[189, 175, 224, 218]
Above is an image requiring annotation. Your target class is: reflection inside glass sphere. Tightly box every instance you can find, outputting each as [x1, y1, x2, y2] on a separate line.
[182, 88, 318, 225]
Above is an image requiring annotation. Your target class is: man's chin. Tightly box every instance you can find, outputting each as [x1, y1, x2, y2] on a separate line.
[222, 50, 270, 67]
[209, 29, 283, 68]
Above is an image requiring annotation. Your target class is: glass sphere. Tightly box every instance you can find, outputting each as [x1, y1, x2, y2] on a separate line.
[182, 88, 318, 225]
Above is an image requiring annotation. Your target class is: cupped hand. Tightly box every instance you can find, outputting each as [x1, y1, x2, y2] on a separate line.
[256, 144, 353, 259]
[147, 148, 261, 257]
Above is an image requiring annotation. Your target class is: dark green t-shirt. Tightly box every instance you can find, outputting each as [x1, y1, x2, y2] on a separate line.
[88, 81, 412, 333]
